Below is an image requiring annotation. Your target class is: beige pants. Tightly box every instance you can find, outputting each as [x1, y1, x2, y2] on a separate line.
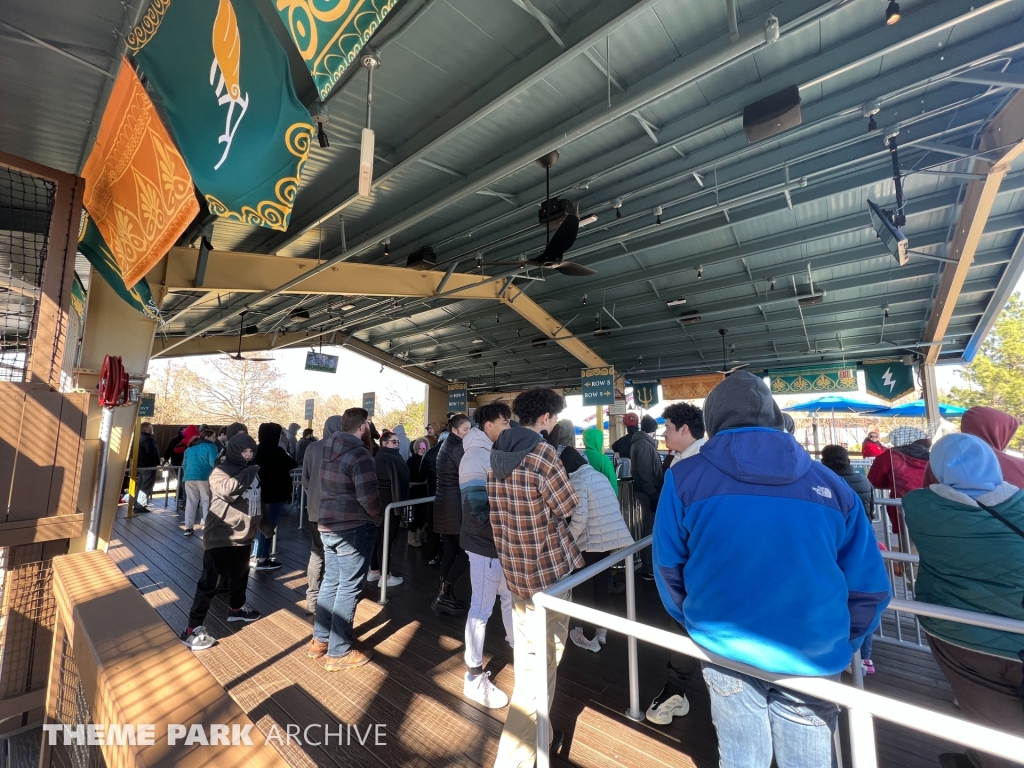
[494, 590, 571, 768]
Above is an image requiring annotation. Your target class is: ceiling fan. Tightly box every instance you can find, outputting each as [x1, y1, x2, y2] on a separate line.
[480, 151, 596, 277]
[716, 328, 749, 375]
[219, 310, 274, 362]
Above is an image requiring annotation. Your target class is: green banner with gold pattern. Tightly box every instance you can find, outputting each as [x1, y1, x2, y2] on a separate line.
[78, 212, 160, 320]
[769, 363, 857, 394]
[276, 0, 397, 100]
[631, 380, 660, 409]
[128, 0, 314, 231]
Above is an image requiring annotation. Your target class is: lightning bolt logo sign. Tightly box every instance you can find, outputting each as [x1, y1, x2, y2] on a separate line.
[882, 367, 896, 393]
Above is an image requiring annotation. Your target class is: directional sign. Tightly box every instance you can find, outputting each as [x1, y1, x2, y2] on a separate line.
[581, 367, 615, 406]
[362, 392, 376, 417]
[448, 383, 468, 412]
[137, 393, 156, 418]
[304, 399, 315, 421]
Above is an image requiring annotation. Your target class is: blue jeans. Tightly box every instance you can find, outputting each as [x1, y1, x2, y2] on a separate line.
[860, 632, 874, 662]
[701, 663, 839, 768]
[254, 502, 286, 560]
[314, 524, 375, 657]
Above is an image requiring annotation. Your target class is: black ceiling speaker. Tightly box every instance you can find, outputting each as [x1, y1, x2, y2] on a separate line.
[407, 246, 436, 270]
[743, 85, 802, 144]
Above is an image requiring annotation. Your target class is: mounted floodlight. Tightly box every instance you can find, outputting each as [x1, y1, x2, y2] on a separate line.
[868, 199, 908, 266]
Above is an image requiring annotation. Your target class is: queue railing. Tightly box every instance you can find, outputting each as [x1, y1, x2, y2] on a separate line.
[530, 535, 1024, 768]
[130, 464, 182, 508]
[378, 496, 435, 604]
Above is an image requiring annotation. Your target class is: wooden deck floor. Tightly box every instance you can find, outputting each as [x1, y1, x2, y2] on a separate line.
[106, 503, 967, 768]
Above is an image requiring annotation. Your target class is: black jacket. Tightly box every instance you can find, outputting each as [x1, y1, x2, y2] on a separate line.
[630, 430, 664, 503]
[253, 423, 298, 504]
[423, 441, 442, 497]
[376, 446, 410, 512]
[433, 433, 465, 535]
[164, 434, 185, 466]
[826, 464, 875, 518]
[139, 433, 161, 468]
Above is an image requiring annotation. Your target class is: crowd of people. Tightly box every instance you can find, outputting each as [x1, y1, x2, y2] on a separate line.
[152, 375, 1024, 768]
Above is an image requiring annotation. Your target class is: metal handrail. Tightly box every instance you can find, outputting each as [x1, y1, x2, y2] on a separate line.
[530, 537, 1024, 768]
[378, 495, 435, 604]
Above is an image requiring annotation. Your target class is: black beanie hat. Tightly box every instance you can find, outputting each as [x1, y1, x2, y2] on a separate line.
[640, 414, 658, 433]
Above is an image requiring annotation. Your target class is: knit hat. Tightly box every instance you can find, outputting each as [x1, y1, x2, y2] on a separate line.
[623, 413, 639, 427]
[930, 433, 1003, 498]
[889, 425, 927, 447]
[556, 418, 575, 447]
[640, 414, 658, 434]
[703, 370, 785, 437]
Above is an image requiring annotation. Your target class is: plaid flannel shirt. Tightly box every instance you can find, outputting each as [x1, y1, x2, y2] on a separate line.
[487, 441, 583, 599]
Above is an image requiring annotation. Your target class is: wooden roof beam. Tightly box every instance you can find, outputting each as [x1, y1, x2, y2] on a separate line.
[922, 91, 1024, 364]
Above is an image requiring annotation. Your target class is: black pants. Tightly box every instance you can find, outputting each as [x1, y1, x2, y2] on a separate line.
[307, 519, 324, 607]
[638, 492, 656, 574]
[187, 546, 251, 628]
[371, 511, 399, 572]
[928, 633, 1024, 768]
[440, 533, 468, 586]
[579, 550, 613, 635]
[662, 621, 699, 699]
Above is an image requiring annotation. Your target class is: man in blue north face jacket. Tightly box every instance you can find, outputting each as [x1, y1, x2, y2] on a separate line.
[653, 371, 889, 767]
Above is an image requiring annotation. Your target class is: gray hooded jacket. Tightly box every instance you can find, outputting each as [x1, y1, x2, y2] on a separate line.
[302, 415, 342, 523]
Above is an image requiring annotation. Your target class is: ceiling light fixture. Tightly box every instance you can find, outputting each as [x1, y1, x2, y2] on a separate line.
[769, 278, 776, 290]
[579, 214, 598, 227]
[310, 101, 330, 148]
[654, 206, 663, 225]
[885, 0, 901, 25]
[582, 294, 588, 306]
[382, 238, 390, 257]
[613, 198, 623, 220]
[666, 297, 687, 307]
[697, 265, 703, 279]
[340, 304, 355, 311]
[472, 337, 484, 343]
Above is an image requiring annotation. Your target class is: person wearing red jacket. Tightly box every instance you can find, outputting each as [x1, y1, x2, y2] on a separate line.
[867, 426, 930, 538]
[861, 431, 886, 458]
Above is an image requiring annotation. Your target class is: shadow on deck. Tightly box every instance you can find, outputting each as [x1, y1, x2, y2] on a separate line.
[107, 504, 962, 768]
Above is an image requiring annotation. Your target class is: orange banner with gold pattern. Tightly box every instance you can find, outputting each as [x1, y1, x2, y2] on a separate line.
[83, 57, 198, 288]
[661, 373, 725, 401]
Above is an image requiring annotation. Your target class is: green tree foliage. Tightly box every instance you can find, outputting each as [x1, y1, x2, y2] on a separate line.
[948, 293, 1024, 450]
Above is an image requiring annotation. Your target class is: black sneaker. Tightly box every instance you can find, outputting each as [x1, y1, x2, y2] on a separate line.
[427, 554, 442, 567]
[254, 558, 282, 571]
[227, 606, 261, 623]
[183, 528, 194, 536]
[641, 572, 655, 582]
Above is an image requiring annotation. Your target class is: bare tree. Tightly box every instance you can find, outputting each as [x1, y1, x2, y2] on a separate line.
[189, 359, 292, 426]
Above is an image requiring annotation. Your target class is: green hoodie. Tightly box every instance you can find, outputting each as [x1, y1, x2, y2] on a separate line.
[582, 427, 618, 495]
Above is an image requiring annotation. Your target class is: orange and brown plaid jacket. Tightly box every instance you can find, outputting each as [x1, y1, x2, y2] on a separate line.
[487, 441, 583, 599]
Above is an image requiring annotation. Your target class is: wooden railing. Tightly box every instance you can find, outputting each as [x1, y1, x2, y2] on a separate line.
[39, 551, 285, 767]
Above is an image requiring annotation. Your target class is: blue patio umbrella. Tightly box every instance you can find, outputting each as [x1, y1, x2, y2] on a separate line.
[782, 395, 886, 414]
[783, 395, 886, 447]
[865, 400, 966, 418]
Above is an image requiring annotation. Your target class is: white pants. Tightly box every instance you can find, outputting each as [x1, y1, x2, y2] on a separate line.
[464, 552, 514, 669]
[183, 480, 210, 529]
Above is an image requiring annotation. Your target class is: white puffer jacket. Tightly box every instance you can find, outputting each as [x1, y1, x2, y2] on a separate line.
[568, 464, 634, 552]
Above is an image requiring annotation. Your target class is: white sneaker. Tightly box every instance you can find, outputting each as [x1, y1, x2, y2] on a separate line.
[463, 671, 509, 709]
[366, 570, 381, 583]
[570, 627, 601, 653]
[595, 628, 608, 645]
[180, 625, 216, 651]
[646, 691, 689, 725]
[385, 573, 403, 587]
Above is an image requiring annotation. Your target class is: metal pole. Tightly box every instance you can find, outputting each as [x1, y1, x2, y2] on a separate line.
[535, 600, 551, 768]
[848, 707, 879, 768]
[126, 415, 142, 518]
[851, 648, 864, 689]
[624, 549, 643, 721]
[86, 407, 114, 551]
[379, 501, 394, 605]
